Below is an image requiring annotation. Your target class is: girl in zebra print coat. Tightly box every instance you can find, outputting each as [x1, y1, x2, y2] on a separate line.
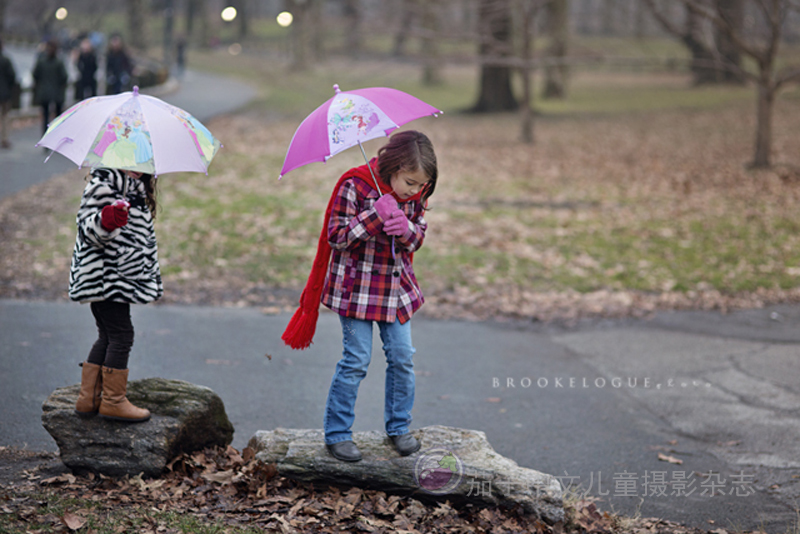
[70, 167, 162, 423]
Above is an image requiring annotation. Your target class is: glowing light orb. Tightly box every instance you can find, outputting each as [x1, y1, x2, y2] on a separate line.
[221, 6, 237, 22]
[277, 11, 293, 27]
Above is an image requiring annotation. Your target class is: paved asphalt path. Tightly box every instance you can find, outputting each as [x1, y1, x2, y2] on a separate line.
[1, 47, 799, 533]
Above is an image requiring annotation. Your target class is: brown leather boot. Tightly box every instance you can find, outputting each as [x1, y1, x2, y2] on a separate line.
[75, 362, 103, 417]
[98, 367, 151, 423]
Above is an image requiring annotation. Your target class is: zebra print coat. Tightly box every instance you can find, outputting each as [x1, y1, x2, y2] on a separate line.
[69, 168, 163, 304]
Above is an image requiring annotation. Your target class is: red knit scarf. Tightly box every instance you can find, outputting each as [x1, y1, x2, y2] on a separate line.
[281, 161, 423, 350]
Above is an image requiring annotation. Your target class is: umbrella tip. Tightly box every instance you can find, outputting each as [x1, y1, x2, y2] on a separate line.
[333, 84, 340, 94]
[133, 86, 139, 96]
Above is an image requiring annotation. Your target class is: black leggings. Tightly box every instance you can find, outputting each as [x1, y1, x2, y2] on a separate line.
[87, 301, 134, 370]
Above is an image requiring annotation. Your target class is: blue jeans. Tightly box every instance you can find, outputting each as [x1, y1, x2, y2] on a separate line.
[324, 316, 416, 445]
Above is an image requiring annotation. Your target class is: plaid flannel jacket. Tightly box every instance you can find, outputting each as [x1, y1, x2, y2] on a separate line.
[321, 177, 427, 323]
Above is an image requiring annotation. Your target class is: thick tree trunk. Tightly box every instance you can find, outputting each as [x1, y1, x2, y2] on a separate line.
[472, 0, 518, 112]
[684, 6, 718, 85]
[542, 0, 569, 100]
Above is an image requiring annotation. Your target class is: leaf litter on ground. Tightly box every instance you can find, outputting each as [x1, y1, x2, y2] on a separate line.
[0, 445, 747, 534]
[2, 90, 800, 324]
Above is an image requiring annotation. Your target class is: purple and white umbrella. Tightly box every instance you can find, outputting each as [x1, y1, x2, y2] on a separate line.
[37, 86, 221, 176]
[279, 84, 442, 183]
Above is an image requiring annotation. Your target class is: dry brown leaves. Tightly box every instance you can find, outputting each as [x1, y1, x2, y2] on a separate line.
[3, 88, 800, 324]
[0, 445, 550, 533]
[0, 445, 751, 534]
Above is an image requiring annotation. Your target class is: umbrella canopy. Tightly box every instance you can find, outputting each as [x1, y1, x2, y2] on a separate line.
[279, 84, 441, 179]
[37, 86, 221, 175]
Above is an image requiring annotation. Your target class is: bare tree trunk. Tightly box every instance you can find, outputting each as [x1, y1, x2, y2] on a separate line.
[472, 0, 518, 112]
[343, 0, 362, 57]
[684, 6, 719, 84]
[520, 0, 537, 143]
[601, 0, 616, 34]
[421, 1, 442, 85]
[0, 0, 7, 35]
[310, 0, 325, 60]
[237, 0, 249, 39]
[163, 0, 175, 71]
[715, 0, 745, 83]
[185, 0, 197, 43]
[127, 0, 148, 52]
[542, 0, 569, 99]
[290, 0, 310, 70]
[634, 0, 647, 39]
[393, 0, 416, 57]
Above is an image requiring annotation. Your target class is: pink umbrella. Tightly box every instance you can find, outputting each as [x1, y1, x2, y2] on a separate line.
[279, 84, 442, 186]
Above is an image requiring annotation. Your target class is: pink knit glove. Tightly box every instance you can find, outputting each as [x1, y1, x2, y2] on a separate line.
[374, 194, 398, 221]
[383, 210, 410, 237]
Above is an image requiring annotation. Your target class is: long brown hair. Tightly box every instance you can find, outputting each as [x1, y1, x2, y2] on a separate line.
[139, 173, 158, 218]
[377, 130, 438, 203]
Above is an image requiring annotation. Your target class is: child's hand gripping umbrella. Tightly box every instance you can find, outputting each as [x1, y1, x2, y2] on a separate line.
[279, 84, 442, 349]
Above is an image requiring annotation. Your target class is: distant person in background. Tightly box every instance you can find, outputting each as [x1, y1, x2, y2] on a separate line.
[175, 36, 186, 78]
[75, 37, 98, 100]
[105, 35, 132, 95]
[32, 39, 68, 136]
[0, 38, 18, 149]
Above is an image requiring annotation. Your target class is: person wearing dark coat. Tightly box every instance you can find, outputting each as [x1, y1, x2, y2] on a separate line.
[32, 39, 68, 136]
[105, 35, 132, 95]
[0, 38, 18, 148]
[75, 38, 98, 100]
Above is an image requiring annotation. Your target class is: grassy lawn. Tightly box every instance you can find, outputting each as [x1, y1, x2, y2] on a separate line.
[151, 48, 800, 316]
[2, 41, 800, 320]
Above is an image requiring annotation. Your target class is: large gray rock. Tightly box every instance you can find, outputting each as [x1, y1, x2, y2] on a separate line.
[248, 425, 564, 524]
[42, 377, 234, 478]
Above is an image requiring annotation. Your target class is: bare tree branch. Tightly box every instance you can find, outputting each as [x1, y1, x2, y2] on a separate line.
[677, 0, 765, 61]
[775, 66, 800, 88]
[641, 0, 684, 36]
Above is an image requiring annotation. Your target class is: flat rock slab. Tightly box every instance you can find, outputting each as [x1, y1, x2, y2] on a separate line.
[248, 425, 564, 524]
[42, 377, 234, 478]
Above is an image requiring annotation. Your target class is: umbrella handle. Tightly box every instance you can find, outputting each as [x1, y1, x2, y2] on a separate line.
[357, 141, 396, 262]
[357, 140, 382, 192]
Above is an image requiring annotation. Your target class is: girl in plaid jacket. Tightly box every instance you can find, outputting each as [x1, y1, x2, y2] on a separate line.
[283, 130, 438, 462]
